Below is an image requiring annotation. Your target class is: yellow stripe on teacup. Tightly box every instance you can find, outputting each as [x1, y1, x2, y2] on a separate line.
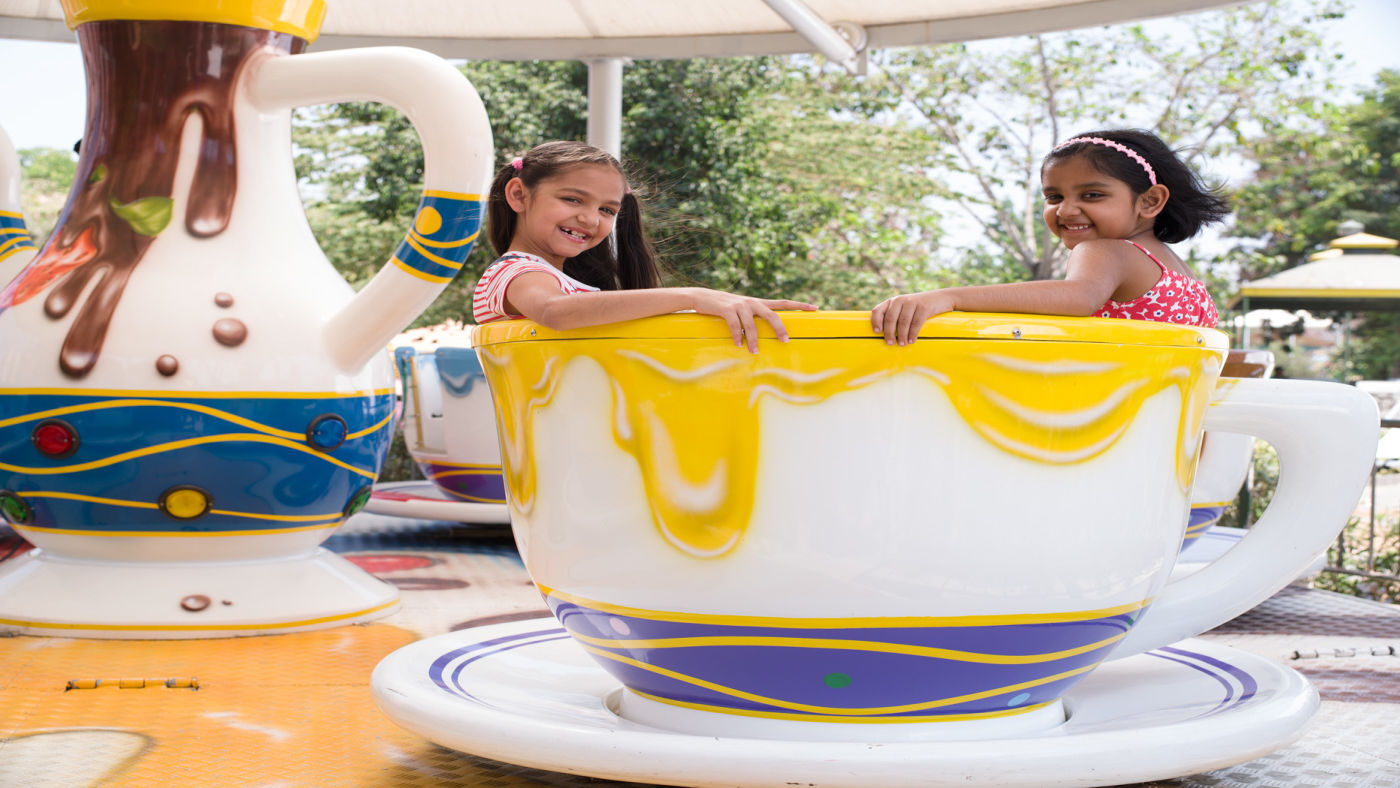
[0, 599, 396, 632]
[0, 398, 391, 441]
[20, 491, 345, 525]
[565, 629, 1128, 665]
[430, 468, 503, 478]
[539, 585, 1150, 628]
[0, 433, 376, 479]
[0, 387, 395, 398]
[14, 522, 342, 538]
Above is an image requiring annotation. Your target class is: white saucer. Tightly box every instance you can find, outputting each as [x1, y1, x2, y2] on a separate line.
[363, 480, 511, 524]
[1174, 526, 1326, 581]
[372, 618, 1317, 788]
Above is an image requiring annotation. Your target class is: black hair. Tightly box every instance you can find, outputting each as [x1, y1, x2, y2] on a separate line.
[486, 140, 660, 290]
[1042, 129, 1230, 244]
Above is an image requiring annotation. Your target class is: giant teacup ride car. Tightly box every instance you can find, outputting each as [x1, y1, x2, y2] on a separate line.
[366, 322, 511, 525]
[373, 311, 1378, 787]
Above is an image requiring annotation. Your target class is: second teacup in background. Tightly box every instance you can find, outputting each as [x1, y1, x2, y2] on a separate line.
[393, 322, 505, 506]
[1184, 348, 1277, 549]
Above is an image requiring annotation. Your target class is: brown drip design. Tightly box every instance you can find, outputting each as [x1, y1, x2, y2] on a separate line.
[214, 292, 234, 308]
[212, 318, 247, 347]
[155, 354, 179, 376]
[33, 21, 302, 378]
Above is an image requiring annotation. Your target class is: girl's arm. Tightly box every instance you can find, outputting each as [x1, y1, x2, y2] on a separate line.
[505, 272, 816, 353]
[870, 241, 1130, 346]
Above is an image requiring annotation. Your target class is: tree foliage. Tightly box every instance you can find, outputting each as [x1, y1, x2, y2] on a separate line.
[1230, 68, 1400, 379]
[812, 0, 1346, 282]
[15, 1, 1374, 342]
[15, 147, 77, 248]
[291, 56, 948, 321]
[1232, 69, 1400, 264]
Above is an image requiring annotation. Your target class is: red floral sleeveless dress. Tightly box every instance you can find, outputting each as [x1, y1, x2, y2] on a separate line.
[1094, 240, 1219, 327]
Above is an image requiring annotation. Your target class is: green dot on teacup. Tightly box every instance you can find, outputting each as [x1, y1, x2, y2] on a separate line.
[823, 673, 852, 689]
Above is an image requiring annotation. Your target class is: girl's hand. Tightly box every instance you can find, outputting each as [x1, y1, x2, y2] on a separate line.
[871, 291, 954, 346]
[687, 289, 817, 353]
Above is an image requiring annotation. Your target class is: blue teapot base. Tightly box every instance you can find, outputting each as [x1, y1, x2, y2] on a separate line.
[0, 547, 399, 639]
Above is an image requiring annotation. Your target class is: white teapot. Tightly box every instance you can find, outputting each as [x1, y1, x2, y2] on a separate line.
[0, 0, 493, 638]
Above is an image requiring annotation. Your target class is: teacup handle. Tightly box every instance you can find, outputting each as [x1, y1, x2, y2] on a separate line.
[247, 47, 495, 372]
[1113, 378, 1378, 658]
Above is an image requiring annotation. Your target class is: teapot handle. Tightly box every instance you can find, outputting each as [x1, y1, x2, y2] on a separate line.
[247, 47, 494, 372]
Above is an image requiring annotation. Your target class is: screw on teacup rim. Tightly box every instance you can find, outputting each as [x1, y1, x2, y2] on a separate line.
[59, 0, 328, 41]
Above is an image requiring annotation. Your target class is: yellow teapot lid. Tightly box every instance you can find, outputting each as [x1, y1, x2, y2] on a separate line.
[62, 0, 327, 42]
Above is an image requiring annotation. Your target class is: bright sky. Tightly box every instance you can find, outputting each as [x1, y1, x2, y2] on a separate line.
[1, 0, 1396, 150]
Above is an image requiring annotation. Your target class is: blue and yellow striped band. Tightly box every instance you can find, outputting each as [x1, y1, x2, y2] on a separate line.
[391, 190, 483, 284]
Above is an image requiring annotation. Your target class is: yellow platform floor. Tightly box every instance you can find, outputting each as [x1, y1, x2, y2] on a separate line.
[2, 513, 1399, 788]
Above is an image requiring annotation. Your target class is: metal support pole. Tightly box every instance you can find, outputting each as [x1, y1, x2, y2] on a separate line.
[760, 0, 865, 74]
[1342, 311, 1352, 381]
[1240, 296, 1250, 347]
[586, 58, 625, 159]
[1239, 462, 1253, 528]
[1368, 460, 1379, 573]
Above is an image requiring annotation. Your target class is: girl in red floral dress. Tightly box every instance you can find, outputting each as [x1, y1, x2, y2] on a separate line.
[871, 129, 1228, 345]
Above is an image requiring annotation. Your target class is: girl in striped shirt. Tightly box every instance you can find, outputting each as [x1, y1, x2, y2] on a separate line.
[473, 141, 813, 353]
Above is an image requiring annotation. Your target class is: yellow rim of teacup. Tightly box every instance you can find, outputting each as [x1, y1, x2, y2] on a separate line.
[473, 310, 1230, 350]
[61, 0, 327, 41]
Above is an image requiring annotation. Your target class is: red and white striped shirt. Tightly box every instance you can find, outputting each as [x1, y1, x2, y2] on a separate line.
[472, 252, 599, 324]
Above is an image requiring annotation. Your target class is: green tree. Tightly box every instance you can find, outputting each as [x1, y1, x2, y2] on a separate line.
[292, 56, 946, 318]
[754, 69, 947, 307]
[17, 147, 78, 246]
[813, 0, 1345, 283]
[1231, 69, 1400, 379]
[1233, 70, 1400, 267]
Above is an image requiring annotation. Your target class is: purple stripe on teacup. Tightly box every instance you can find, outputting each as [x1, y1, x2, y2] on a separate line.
[416, 460, 506, 504]
[546, 595, 1142, 722]
[1181, 505, 1226, 551]
[550, 599, 1137, 653]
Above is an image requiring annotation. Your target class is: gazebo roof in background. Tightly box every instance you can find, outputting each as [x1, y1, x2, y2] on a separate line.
[1235, 226, 1400, 313]
[1324, 231, 1399, 252]
[0, 0, 1253, 60]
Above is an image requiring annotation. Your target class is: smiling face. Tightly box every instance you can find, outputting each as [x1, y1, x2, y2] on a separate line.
[1041, 155, 1158, 249]
[505, 163, 625, 267]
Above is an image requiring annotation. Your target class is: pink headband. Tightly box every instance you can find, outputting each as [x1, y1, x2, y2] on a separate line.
[510, 154, 632, 196]
[1056, 136, 1157, 185]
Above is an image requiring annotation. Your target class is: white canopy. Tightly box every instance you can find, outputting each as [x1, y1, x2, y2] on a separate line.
[0, 1, 1253, 60]
[0, 0, 1254, 154]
